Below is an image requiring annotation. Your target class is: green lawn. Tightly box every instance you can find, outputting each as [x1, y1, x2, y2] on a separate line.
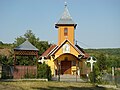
[0, 81, 115, 90]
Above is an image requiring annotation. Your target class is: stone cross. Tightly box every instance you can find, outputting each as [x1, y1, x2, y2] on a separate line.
[38, 57, 44, 64]
[87, 56, 96, 72]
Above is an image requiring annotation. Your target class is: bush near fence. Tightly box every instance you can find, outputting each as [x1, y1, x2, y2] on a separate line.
[37, 62, 52, 81]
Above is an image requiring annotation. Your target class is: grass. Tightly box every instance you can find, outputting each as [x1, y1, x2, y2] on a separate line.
[0, 81, 116, 90]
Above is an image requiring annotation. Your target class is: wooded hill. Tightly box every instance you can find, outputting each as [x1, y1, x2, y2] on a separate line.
[85, 48, 120, 57]
[85, 48, 120, 68]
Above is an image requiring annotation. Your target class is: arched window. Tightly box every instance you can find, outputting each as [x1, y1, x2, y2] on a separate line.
[64, 28, 68, 36]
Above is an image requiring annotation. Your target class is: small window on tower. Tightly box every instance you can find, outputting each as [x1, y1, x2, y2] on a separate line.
[64, 28, 68, 36]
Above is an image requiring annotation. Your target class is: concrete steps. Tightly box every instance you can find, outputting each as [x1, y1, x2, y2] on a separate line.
[52, 74, 85, 82]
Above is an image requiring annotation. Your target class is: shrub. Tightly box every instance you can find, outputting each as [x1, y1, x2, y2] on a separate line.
[24, 72, 36, 79]
[37, 62, 51, 80]
[89, 65, 102, 83]
[89, 72, 95, 83]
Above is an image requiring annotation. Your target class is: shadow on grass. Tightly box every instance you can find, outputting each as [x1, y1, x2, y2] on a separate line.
[31, 86, 108, 90]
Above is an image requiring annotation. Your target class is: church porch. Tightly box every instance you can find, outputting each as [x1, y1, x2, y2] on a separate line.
[53, 53, 82, 76]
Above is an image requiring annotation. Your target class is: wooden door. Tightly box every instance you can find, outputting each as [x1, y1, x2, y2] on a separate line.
[61, 61, 71, 74]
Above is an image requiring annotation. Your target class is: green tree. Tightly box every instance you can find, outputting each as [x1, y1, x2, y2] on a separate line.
[37, 62, 52, 80]
[96, 53, 107, 72]
[89, 63, 102, 83]
[14, 30, 39, 47]
[13, 30, 50, 65]
[16, 56, 37, 65]
[0, 55, 13, 65]
[0, 41, 3, 45]
[14, 30, 50, 55]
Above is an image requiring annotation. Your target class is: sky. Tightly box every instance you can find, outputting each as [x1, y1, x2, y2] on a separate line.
[0, 0, 120, 49]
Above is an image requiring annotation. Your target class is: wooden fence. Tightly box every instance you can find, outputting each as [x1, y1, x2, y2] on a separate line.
[2, 65, 37, 79]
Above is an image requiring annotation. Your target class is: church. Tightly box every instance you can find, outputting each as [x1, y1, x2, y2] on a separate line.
[40, 4, 89, 77]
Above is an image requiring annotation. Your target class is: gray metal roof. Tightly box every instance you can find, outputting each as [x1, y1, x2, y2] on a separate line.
[55, 4, 77, 28]
[14, 40, 39, 51]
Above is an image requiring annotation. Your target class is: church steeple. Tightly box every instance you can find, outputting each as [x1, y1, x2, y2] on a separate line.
[55, 3, 77, 45]
[55, 3, 77, 28]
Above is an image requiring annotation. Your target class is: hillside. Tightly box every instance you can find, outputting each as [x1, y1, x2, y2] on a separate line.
[85, 48, 120, 57]
[0, 42, 13, 57]
[0, 48, 12, 57]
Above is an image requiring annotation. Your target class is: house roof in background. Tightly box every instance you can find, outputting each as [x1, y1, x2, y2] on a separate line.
[41, 44, 57, 57]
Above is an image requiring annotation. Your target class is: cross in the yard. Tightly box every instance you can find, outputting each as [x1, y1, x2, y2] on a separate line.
[87, 56, 97, 72]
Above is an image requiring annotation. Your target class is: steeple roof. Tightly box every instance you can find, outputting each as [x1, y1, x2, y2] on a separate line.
[55, 4, 77, 28]
[14, 39, 39, 51]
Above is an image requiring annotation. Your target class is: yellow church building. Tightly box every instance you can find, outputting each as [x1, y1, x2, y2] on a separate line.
[40, 4, 89, 77]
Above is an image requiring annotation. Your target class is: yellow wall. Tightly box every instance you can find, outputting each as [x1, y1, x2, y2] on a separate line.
[55, 41, 80, 58]
[45, 55, 86, 76]
[45, 57, 55, 76]
[58, 26, 74, 45]
[46, 56, 79, 76]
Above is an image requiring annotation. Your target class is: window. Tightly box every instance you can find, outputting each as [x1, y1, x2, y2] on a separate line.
[64, 28, 68, 36]
[62, 44, 70, 53]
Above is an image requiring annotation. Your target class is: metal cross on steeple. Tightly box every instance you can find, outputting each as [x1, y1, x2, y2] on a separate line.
[87, 56, 97, 72]
[64, 0, 67, 7]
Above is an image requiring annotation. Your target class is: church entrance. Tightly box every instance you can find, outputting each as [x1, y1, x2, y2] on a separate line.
[61, 61, 71, 74]
[54, 53, 80, 75]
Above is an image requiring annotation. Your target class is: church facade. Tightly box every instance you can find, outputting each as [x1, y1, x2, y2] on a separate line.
[40, 4, 89, 77]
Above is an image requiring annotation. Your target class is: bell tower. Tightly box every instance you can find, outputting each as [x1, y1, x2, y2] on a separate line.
[55, 3, 77, 45]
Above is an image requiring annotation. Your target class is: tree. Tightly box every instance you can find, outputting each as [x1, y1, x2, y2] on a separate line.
[0, 55, 13, 65]
[96, 53, 107, 72]
[14, 30, 38, 47]
[14, 30, 50, 55]
[0, 41, 3, 45]
[16, 56, 37, 65]
[37, 62, 52, 80]
[13, 30, 50, 65]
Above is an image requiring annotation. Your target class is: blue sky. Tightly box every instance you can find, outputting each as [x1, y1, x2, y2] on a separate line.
[0, 0, 120, 48]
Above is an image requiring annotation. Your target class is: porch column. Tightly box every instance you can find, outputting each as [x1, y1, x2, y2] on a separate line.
[57, 60, 61, 81]
[76, 60, 78, 82]
[78, 61, 80, 76]
[36, 51, 39, 65]
[14, 54, 16, 66]
[36, 52, 38, 78]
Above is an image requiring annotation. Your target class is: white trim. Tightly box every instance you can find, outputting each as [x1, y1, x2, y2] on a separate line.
[54, 53, 80, 60]
[50, 39, 84, 56]
[46, 45, 58, 57]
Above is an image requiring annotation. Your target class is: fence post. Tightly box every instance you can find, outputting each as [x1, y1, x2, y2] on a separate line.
[58, 62, 60, 81]
[112, 67, 115, 83]
[0, 65, 2, 79]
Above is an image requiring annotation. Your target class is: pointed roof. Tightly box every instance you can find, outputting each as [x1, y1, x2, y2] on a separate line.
[48, 39, 89, 59]
[14, 40, 39, 51]
[55, 4, 77, 28]
[40, 39, 89, 59]
[50, 39, 84, 56]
